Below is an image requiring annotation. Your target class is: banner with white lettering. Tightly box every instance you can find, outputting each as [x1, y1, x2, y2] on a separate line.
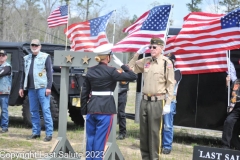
[193, 145, 240, 160]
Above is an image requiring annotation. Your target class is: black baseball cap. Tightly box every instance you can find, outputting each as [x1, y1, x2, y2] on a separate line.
[0, 50, 7, 55]
[30, 39, 41, 46]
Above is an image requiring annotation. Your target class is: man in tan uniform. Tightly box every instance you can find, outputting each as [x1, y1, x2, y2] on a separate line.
[128, 37, 175, 160]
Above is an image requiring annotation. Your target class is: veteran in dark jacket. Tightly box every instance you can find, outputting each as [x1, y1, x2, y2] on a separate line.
[80, 43, 137, 160]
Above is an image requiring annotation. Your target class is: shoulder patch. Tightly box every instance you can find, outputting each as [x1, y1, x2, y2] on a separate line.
[117, 69, 123, 73]
[121, 81, 127, 84]
[144, 62, 151, 68]
[167, 63, 173, 68]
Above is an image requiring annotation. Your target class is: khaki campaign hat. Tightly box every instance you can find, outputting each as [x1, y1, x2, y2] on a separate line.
[150, 37, 165, 46]
[93, 43, 113, 55]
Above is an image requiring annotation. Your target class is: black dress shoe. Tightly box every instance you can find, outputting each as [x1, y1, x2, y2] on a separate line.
[43, 136, 52, 142]
[116, 134, 125, 140]
[26, 134, 40, 140]
[0, 129, 8, 133]
[162, 148, 171, 154]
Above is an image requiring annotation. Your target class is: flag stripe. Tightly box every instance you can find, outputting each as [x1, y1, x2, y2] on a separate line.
[165, 11, 240, 53]
[112, 5, 172, 53]
[123, 11, 149, 33]
[65, 11, 113, 52]
[177, 53, 226, 61]
[166, 37, 228, 74]
[47, 5, 68, 28]
[164, 10, 240, 74]
[180, 68, 227, 75]
[70, 34, 108, 49]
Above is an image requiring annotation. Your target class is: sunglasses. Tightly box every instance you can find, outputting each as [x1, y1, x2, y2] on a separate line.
[0, 54, 5, 57]
[149, 46, 157, 49]
[31, 44, 40, 47]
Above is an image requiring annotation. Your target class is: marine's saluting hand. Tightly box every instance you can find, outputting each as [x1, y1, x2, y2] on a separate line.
[113, 54, 123, 67]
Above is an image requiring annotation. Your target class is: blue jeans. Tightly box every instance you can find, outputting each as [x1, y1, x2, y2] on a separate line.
[0, 95, 9, 130]
[28, 88, 53, 136]
[162, 101, 176, 150]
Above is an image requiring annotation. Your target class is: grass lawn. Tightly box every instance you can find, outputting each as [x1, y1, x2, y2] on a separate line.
[3, 82, 224, 160]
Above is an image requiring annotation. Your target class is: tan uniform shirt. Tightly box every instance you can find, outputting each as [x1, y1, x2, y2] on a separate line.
[128, 54, 175, 105]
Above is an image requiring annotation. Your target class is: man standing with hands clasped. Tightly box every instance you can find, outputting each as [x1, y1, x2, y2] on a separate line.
[19, 39, 53, 142]
[128, 37, 174, 160]
[0, 50, 12, 133]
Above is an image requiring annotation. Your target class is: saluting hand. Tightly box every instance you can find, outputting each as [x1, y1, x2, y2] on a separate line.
[137, 44, 149, 54]
[46, 89, 51, 96]
[113, 55, 124, 67]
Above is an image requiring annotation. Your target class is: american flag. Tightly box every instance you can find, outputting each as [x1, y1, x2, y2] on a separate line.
[164, 9, 240, 75]
[166, 35, 227, 74]
[165, 9, 240, 54]
[64, 11, 113, 52]
[47, 5, 68, 28]
[112, 5, 172, 53]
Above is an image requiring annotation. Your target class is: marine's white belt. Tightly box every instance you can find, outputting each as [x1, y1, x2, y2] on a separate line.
[92, 91, 113, 95]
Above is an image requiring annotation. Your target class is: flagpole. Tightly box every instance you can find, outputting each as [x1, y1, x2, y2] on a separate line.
[112, 10, 116, 44]
[164, 4, 174, 46]
[227, 50, 230, 106]
[65, 3, 69, 51]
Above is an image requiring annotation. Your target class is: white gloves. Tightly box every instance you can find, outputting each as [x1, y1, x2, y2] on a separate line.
[137, 44, 149, 54]
[113, 55, 123, 67]
[162, 104, 170, 115]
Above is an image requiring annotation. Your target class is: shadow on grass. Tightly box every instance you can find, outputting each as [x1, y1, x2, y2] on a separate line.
[174, 133, 222, 148]
[126, 128, 139, 139]
[125, 124, 223, 148]
[9, 116, 224, 148]
[8, 116, 84, 131]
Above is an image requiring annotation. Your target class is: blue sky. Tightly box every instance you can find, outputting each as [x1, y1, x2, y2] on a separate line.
[104, 0, 219, 28]
[105, 0, 191, 27]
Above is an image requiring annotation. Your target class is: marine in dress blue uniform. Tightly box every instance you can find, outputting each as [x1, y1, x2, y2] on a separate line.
[80, 43, 137, 160]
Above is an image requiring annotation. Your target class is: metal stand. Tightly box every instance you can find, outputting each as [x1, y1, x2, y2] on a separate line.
[42, 51, 124, 160]
[42, 67, 80, 160]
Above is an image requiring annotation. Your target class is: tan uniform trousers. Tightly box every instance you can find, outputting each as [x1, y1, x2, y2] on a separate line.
[140, 99, 164, 160]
